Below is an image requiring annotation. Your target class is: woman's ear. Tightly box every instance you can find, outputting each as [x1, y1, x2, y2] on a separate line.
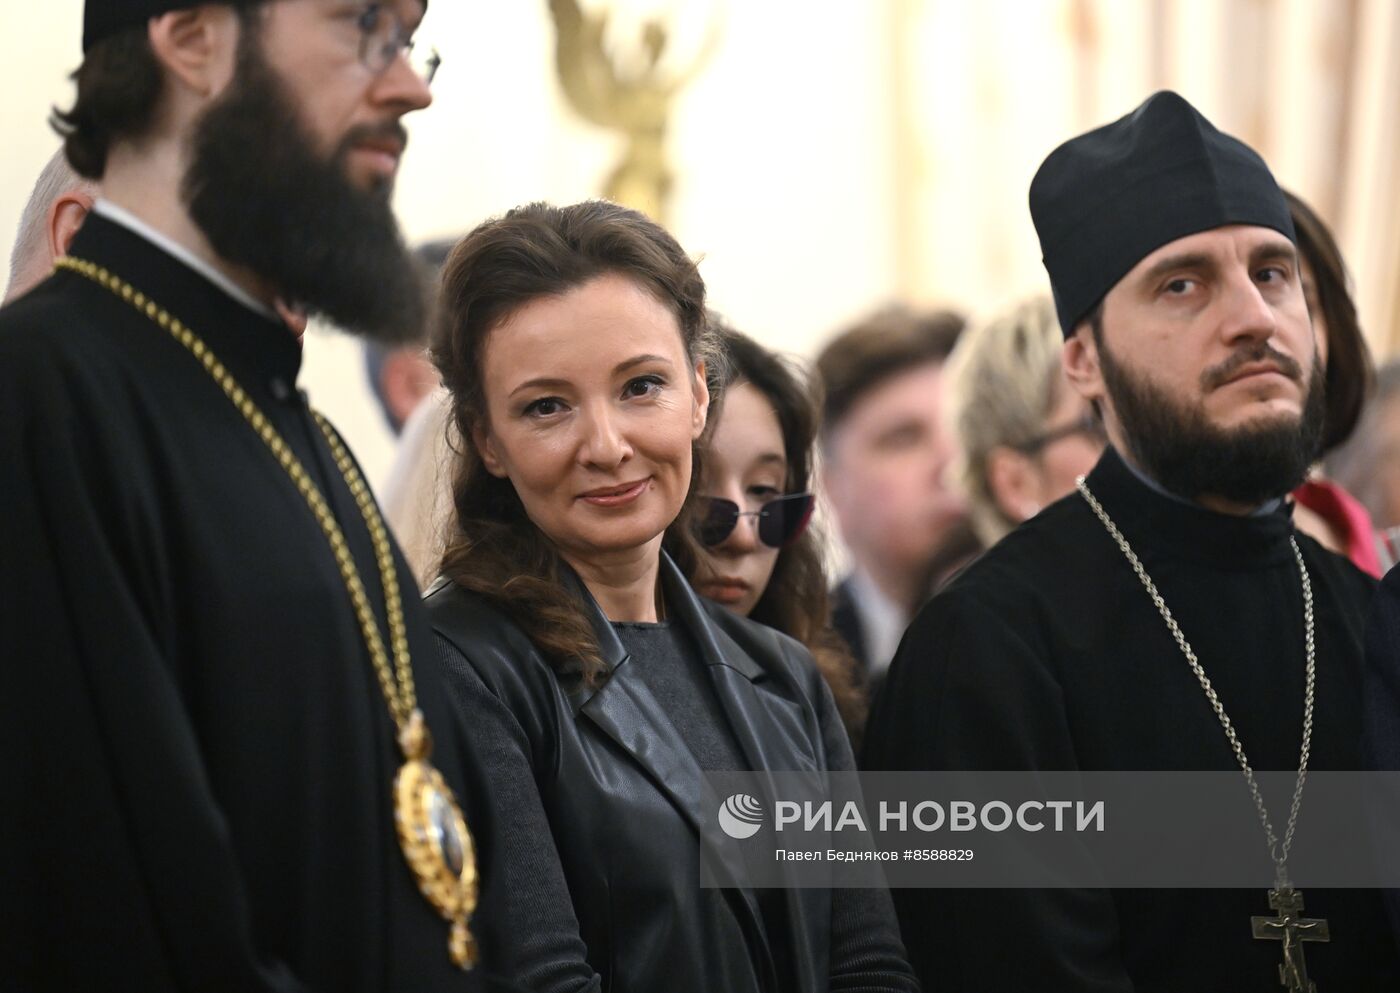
[691, 360, 710, 439]
[471, 424, 509, 479]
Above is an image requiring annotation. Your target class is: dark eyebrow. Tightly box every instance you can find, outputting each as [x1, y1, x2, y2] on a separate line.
[509, 376, 568, 400]
[615, 354, 674, 375]
[1137, 251, 1216, 289]
[1250, 240, 1298, 270]
[508, 354, 675, 400]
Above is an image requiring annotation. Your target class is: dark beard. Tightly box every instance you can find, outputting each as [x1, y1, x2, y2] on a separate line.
[1100, 337, 1326, 507]
[182, 29, 425, 344]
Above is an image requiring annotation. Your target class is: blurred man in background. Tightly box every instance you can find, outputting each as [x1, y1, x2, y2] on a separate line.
[363, 238, 454, 437]
[817, 305, 969, 683]
[364, 338, 439, 433]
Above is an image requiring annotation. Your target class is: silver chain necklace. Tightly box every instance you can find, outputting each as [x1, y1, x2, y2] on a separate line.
[1077, 476, 1331, 993]
[1076, 476, 1316, 887]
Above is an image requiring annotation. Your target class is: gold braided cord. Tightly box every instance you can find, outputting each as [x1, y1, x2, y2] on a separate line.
[313, 410, 417, 719]
[55, 256, 416, 732]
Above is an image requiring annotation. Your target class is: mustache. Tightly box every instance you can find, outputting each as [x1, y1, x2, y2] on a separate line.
[338, 120, 410, 155]
[1199, 342, 1305, 391]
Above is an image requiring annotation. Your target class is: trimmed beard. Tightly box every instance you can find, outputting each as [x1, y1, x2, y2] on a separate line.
[182, 23, 425, 344]
[1099, 335, 1326, 508]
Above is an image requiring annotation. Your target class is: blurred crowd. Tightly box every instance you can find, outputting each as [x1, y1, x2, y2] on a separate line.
[10, 3, 1400, 991]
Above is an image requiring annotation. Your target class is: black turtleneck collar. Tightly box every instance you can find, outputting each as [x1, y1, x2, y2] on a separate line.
[62, 213, 304, 388]
[1079, 446, 1297, 569]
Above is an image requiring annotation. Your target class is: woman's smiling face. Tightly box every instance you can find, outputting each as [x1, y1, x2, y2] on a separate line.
[474, 272, 709, 570]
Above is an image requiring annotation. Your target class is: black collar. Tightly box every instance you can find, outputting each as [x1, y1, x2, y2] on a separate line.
[63, 213, 304, 388]
[1081, 446, 1297, 569]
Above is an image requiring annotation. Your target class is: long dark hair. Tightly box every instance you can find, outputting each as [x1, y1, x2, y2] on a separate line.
[1284, 189, 1373, 454]
[432, 201, 721, 685]
[688, 323, 869, 744]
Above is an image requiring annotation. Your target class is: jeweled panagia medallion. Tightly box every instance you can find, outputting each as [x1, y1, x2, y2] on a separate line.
[395, 710, 479, 968]
[54, 256, 482, 970]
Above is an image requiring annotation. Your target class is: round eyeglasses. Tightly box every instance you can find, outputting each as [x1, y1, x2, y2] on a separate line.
[356, 3, 442, 85]
[696, 493, 816, 549]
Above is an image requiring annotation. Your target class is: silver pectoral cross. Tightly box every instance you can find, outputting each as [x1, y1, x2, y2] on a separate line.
[1251, 887, 1330, 993]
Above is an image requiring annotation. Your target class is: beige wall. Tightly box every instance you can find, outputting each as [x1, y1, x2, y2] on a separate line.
[895, 0, 1400, 346]
[0, 4, 84, 281]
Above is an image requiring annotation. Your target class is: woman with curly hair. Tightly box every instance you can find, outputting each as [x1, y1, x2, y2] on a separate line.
[686, 324, 869, 748]
[427, 200, 915, 993]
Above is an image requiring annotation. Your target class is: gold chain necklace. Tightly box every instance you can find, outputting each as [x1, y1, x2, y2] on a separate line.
[57, 255, 478, 970]
[1077, 476, 1328, 993]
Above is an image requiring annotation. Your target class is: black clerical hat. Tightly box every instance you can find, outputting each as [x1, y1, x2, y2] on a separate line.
[83, 0, 428, 52]
[83, 0, 255, 51]
[1029, 91, 1295, 337]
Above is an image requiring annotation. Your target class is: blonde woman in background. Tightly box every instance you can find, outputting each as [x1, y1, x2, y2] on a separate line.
[945, 296, 1107, 560]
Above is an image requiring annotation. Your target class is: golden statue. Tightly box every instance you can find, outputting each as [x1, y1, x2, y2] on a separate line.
[549, 0, 721, 224]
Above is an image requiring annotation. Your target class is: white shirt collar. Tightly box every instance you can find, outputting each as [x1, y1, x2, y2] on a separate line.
[847, 568, 910, 677]
[91, 199, 280, 322]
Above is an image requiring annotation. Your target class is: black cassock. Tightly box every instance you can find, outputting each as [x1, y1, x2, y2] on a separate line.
[864, 447, 1400, 992]
[0, 214, 498, 992]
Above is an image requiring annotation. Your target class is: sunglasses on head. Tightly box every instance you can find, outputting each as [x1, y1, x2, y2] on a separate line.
[696, 492, 816, 549]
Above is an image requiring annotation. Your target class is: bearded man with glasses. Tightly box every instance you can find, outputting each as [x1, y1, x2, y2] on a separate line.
[0, 3, 497, 991]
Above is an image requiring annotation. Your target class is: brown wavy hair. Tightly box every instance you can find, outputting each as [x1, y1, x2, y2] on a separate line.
[686, 324, 869, 747]
[432, 201, 721, 685]
[1284, 189, 1374, 454]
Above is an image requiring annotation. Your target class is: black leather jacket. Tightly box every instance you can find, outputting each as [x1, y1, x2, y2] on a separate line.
[428, 555, 916, 993]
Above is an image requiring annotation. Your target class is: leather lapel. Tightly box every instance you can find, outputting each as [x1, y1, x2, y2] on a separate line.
[579, 657, 714, 839]
[665, 557, 832, 955]
[650, 558, 787, 984]
[567, 565, 753, 888]
[661, 556, 821, 780]
[663, 562, 834, 993]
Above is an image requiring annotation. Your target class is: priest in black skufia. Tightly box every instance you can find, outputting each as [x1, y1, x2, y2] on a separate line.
[0, 2, 503, 991]
[863, 91, 1400, 991]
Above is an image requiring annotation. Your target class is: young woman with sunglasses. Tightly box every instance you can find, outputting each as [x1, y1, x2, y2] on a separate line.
[687, 325, 869, 747]
[425, 201, 916, 993]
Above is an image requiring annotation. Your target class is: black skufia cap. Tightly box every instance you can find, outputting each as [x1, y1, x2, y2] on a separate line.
[83, 1, 256, 52]
[83, 1, 427, 53]
[1029, 90, 1295, 337]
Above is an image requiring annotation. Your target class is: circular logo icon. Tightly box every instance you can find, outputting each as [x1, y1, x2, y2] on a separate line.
[718, 793, 765, 840]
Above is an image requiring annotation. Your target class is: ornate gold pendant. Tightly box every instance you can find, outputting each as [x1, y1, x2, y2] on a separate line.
[394, 712, 479, 969]
[50, 257, 482, 971]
